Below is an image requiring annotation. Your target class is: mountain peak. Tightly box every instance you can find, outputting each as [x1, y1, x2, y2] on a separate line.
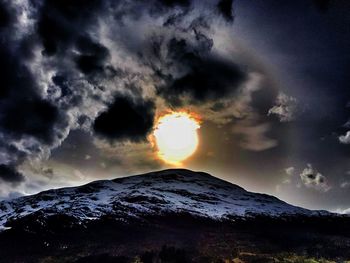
[113, 168, 245, 191]
[0, 169, 329, 231]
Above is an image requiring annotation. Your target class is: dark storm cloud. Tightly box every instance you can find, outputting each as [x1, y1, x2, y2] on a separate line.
[0, 0, 68, 170]
[217, 0, 234, 21]
[93, 96, 155, 142]
[0, 0, 11, 28]
[1, 99, 62, 144]
[37, 0, 104, 56]
[74, 36, 111, 76]
[0, 0, 106, 181]
[157, 0, 190, 7]
[0, 47, 62, 143]
[37, 0, 116, 90]
[312, 0, 331, 12]
[0, 0, 250, 188]
[0, 165, 25, 185]
[154, 37, 247, 106]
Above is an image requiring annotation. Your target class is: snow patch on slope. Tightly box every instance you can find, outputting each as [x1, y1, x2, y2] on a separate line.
[0, 169, 329, 230]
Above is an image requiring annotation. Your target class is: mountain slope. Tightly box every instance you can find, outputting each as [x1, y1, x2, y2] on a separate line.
[0, 169, 330, 231]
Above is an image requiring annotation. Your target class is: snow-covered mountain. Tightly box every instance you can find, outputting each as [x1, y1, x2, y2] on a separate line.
[0, 169, 330, 231]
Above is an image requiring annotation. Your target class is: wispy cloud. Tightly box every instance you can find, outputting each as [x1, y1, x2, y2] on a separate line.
[339, 131, 350, 144]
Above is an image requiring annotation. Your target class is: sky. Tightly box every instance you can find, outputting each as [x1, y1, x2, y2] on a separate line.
[0, 0, 349, 213]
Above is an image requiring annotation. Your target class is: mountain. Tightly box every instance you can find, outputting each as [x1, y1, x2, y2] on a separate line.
[0, 169, 349, 263]
[0, 169, 328, 231]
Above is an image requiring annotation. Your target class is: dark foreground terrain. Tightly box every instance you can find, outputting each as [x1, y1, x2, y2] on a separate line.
[0, 213, 350, 262]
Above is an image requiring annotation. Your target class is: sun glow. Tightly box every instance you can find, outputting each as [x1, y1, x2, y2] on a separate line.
[153, 112, 200, 165]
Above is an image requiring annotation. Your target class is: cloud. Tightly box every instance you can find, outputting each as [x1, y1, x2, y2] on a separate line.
[0, 164, 25, 185]
[0, 34, 69, 168]
[145, 32, 247, 106]
[1, 99, 63, 144]
[0, 1, 12, 28]
[217, 0, 234, 21]
[312, 0, 331, 13]
[282, 166, 295, 184]
[184, 72, 268, 125]
[232, 122, 277, 151]
[93, 96, 155, 142]
[0, 0, 276, 193]
[268, 92, 298, 122]
[74, 37, 111, 76]
[37, 0, 105, 56]
[158, 44, 246, 106]
[340, 181, 350, 188]
[285, 166, 295, 176]
[300, 164, 331, 192]
[339, 131, 350, 144]
[94, 139, 163, 174]
[159, 0, 190, 7]
[275, 166, 295, 193]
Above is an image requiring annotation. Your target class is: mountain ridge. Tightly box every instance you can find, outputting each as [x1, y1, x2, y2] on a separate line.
[0, 169, 335, 232]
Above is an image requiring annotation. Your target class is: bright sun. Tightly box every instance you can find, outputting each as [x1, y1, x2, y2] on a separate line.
[153, 112, 200, 166]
